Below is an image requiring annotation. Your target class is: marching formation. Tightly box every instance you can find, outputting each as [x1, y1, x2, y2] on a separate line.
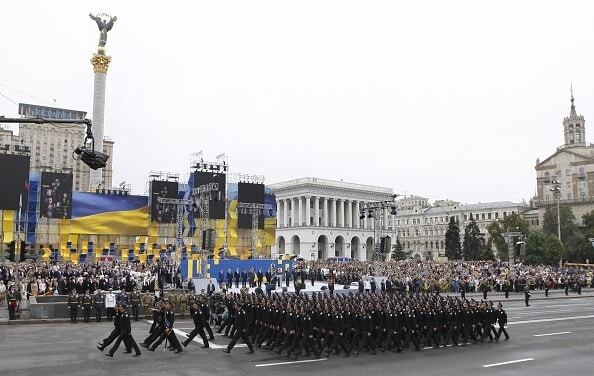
[216, 291, 510, 359]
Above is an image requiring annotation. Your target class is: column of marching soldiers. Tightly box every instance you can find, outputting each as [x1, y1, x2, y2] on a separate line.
[93, 288, 510, 359]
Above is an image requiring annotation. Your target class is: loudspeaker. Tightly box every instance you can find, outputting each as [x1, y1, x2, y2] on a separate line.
[202, 229, 216, 250]
[380, 236, 392, 254]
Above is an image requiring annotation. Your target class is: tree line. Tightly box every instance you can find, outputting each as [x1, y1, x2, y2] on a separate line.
[443, 206, 594, 264]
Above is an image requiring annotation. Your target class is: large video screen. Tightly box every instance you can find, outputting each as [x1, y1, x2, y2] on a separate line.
[238, 182, 265, 229]
[40, 172, 73, 219]
[150, 180, 179, 223]
[0, 154, 30, 210]
[193, 171, 226, 219]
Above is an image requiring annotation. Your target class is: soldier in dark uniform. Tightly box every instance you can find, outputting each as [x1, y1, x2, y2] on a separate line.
[105, 304, 141, 357]
[6, 285, 19, 320]
[182, 302, 209, 348]
[222, 301, 254, 354]
[130, 288, 141, 321]
[81, 290, 93, 323]
[68, 290, 79, 323]
[97, 304, 131, 352]
[147, 300, 183, 353]
[200, 296, 215, 340]
[94, 289, 104, 322]
[494, 302, 509, 341]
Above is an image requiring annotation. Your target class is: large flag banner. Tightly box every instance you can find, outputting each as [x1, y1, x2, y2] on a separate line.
[70, 192, 148, 235]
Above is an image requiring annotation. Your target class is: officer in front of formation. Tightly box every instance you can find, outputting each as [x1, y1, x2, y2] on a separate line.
[68, 290, 79, 323]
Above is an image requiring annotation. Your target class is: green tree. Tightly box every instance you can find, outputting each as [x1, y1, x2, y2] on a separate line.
[463, 216, 483, 260]
[445, 216, 462, 260]
[486, 213, 529, 261]
[393, 237, 405, 260]
[544, 234, 564, 265]
[524, 231, 546, 265]
[544, 205, 591, 262]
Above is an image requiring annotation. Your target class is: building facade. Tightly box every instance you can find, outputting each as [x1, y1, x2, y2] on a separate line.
[271, 177, 530, 261]
[535, 93, 594, 225]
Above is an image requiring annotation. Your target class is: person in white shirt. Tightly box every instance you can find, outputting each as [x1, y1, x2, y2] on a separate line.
[105, 288, 116, 321]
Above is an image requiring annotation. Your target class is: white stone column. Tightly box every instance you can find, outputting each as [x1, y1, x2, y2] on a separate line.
[292, 198, 297, 227]
[283, 199, 289, 228]
[90, 50, 112, 189]
[276, 199, 281, 226]
[355, 201, 360, 229]
[338, 200, 344, 227]
[314, 196, 320, 227]
[331, 199, 337, 227]
[323, 198, 329, 227]
[384, 208, 389, 230]
[346, 200, 353, 228]
[305, 196, 311, 227]
[297, 196, 303, 227]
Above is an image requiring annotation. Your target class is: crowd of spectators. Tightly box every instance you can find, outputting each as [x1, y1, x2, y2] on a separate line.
[293, 259, 594, 293]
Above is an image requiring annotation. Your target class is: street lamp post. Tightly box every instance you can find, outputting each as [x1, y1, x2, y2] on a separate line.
[549, 180, 562, 266]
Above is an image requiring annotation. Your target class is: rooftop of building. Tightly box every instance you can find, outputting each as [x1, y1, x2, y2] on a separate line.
[269, 177, 393, 195]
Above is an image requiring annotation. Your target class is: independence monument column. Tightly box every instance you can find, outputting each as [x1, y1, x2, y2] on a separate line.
[89, 13, 117, 189]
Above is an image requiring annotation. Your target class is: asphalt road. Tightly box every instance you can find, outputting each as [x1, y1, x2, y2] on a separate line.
[1, 296, 593, 376]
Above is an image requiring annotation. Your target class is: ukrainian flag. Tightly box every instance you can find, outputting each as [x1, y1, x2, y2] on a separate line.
[70, 193, 149, 235]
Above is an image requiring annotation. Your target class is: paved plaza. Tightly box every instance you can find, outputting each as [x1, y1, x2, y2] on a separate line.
[1, 295, 593, 376]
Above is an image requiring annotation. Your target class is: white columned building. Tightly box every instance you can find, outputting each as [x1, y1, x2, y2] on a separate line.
[270, 177, 394, 261]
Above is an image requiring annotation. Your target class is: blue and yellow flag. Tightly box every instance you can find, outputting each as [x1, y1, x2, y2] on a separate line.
[70, 193, 148, 235]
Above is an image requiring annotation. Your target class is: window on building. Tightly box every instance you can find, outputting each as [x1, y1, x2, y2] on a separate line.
[544, 172, 551, 183]
[567, 193, 572, 200]
[495, 212, 499, 219]
[566, 169, 570, 176]
[481, 213, 485, 220]
[488, 213, 491, 219]
[464, 215, 467, 221]
[503, 212, 507, 218]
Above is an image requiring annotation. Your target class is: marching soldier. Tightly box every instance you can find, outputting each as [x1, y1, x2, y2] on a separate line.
[182, 302, 209, 348]
[68, 290, 79, 324]
[494, 302, 510, 341]
[81, 290, 93, 323]
[105, 304, 141, 357]
[524, 286, 531, 307]
[147, 300, 183, 353]
[130, 288, 141, 321]
[222, 301, 254, 354]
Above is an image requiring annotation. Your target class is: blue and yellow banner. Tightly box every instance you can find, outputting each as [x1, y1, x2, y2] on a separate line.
[70, 193, 148, 235]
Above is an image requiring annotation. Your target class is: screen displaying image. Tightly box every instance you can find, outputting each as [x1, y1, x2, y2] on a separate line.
[40, 172, 73, 219]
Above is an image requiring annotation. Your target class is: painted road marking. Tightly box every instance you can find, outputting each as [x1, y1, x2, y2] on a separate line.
[144, 320, 245, 349]
[483, 358, 534, 368]
[255, 359, 328, 367]
[533, 331, 572, 337]
[508, 315, 594, 325]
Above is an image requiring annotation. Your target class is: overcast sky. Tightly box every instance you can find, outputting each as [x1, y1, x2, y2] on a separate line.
[1, 1, 594, 203]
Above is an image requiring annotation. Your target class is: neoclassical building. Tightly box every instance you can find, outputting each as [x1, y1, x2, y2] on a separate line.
[535, 92, 594, 225]
[270, 178, 394, 261]
[271, 177, 530, 261]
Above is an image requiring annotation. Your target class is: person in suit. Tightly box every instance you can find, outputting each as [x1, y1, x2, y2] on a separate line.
[206, 279, 216, 296]
[241, 269, 248, 288]
[234, 269, 240, 289]
[217, 270, 224, 289]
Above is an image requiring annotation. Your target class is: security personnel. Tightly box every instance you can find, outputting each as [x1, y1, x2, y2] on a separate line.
[130, 288, 141, 321]
[182, 302, 209, 348]
[524, 286, 531, 307]
[105, 304, 141, 357]
[178, 290, 188, 319]
[81, 290, 93, 323]
[142, 292, 153, 319]
[222, 301, 254, 354]
[94, 289, 104, 322]
[68, 290, 79, 323]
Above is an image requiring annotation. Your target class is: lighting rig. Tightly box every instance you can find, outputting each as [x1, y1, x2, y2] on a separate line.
[236, 202, 273, 258]
[359, 194, 400, 262]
